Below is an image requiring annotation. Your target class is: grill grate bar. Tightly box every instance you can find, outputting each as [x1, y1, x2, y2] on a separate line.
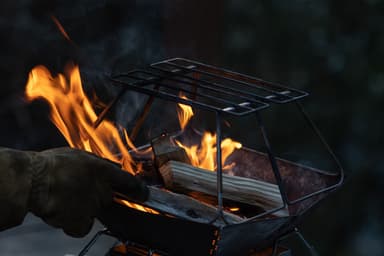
[109, 58, 308, 116]
[110, 71, 268, 116]
[149, 66, 279, 105]
[151, 58, 308, 104]
[110, 74, 255, 115]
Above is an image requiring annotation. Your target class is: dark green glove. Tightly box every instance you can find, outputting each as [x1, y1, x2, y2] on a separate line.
[0, 147, 148, 237]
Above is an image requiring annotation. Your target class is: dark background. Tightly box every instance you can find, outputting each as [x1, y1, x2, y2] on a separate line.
[0, 0, 383, 255]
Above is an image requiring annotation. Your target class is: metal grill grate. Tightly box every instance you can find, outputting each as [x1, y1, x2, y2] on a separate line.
[108, 58, 308, 116]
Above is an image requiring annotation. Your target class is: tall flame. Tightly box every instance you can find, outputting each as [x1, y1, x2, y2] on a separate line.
[25, 63, 242, 175]
[25, 64, 139, 174]
[176, 100, 242, 171]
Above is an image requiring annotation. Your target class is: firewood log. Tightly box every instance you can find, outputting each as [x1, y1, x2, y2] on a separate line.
[159, 161, 287, 215]
[115, 186, 244, 227]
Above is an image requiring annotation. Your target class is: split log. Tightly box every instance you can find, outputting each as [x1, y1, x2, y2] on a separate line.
[159, 161, 287, 215]
[151, 134, 190, 167]
[115, 186, 244, 227]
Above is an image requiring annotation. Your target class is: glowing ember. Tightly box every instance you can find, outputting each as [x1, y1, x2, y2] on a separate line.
[176, 99, 242, 171]
[115, 198, 159, 215]
[25, 64, 140, 174]
[50, 15, 72, 42]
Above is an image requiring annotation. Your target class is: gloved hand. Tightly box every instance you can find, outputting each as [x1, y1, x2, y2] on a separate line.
[0, 147, 148, 237]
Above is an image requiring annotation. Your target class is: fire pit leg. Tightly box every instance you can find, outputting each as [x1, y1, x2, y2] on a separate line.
[295, 228, 319, 256]
[78, 229, 114, 256]
[271, 227, 319, 256]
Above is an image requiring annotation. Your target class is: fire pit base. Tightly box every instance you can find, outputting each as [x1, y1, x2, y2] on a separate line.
[98, 202, 299, 256]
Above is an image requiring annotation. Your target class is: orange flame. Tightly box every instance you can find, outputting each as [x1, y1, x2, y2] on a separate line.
[115, 198, 159, 215]
[176, 99, 242, 171]
[176, 132, 242, 171]
[177, 94, 194, 130]
[25, 64, 139, 174]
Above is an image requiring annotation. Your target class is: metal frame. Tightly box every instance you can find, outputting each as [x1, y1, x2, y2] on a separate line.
[80, 58, 344, 255]
[78, 229, 113, 256]
[103, 58, 344, 223]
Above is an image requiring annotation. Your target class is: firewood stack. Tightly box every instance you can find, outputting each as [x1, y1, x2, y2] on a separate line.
[130, 134, 287, 227]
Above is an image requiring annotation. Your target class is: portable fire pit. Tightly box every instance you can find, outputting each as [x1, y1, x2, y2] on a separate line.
[78, 58, 344, 256]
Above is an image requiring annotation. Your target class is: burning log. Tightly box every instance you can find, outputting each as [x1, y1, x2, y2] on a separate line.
[151, 134, 191, 167]
[151, 133, 287, 216]
[159, 161, 287, 215]
[117, 186, 244, 226]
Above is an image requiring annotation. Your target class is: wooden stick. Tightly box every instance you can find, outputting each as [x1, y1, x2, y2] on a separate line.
[159, 161, 287, 214]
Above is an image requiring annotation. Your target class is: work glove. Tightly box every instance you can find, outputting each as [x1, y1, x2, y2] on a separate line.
[0, 147, 148, 237]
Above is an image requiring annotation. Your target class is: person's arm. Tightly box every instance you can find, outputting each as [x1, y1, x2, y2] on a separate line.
[0, 147, 148, 237]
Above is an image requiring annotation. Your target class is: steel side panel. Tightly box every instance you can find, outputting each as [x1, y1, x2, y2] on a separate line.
[98, 202, 218, 256]
[217, 217, 293, 256]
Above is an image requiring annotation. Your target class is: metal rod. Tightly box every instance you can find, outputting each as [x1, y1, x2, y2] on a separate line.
[271, 238, 280, 256]
[78, 229, 112, 256]
[296, 101, 344, 175]
[295, 228, 319, 256]
[216, 111, 224, 213]
[93, 88, 127, 128]
[130, 86, 159, 141]
[209, 111, 229, 225]
[271, 227, 319, 256]
[191, 72, 200, 100]
[256, 111, 289, 206]
[284, 101, 344, 205]
[238, 204, 286, 224]
[93, 73, 162, 129]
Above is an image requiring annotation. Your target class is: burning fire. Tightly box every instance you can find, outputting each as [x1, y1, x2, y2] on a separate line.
[25, 64, 139, 174]
[176, 101, 242, 171]
[24, 64, 241, 174]
[25, 62, 241, 212]
[177, 94, 194, 130]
